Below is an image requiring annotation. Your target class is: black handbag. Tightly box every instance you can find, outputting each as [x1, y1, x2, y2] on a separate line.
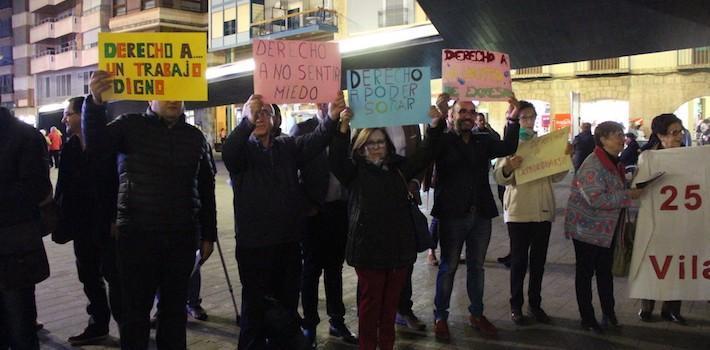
[396, 170, 433, 253]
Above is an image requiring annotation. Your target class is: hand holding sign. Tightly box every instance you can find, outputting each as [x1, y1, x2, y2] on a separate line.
[329, 91, 346, 121]
[244, 94, 267, 125]
[90, 70, 113, 105]
[339, 108, 353, 134]
[506, 94, 520, 121]
[435, 93, 451, 117]
[503, 155, 524, 176]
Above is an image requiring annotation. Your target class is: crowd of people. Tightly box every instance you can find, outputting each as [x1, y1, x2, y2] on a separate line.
[0, 68, 704, 350]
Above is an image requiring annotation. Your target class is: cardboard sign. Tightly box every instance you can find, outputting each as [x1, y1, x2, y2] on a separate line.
[629, 146, 710, 300]
[441, 49, 512, 101]
[347, 67, 431, 129]
[98, 32, 207, 101]
[253, 39, 341, 104]
[514, 127, 572, 184]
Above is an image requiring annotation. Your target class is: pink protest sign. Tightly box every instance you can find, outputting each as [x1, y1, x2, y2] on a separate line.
[253, 39, 341, 104]
[441, 49, 512, 101]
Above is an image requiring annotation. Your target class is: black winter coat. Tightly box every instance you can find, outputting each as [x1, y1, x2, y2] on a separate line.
[82, 96, 217, 241]
[329, 124, 442, 269]
[572, 131, 595, 171]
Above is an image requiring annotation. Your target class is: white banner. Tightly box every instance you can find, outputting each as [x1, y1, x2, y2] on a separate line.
[629, 146, 710, 300]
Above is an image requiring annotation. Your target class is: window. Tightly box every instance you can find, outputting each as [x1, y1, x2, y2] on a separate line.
[223, 20, 236, 36]
[142, 0, 156, 10]
[83, 0, 102, 13]
[179, 0, 203, 12]
[45, 77, 50, 98]
[83, 71, 93, 94]
[113, 0, 127, 16]
[0, 75, 13, 94]
[0, 18, 11, 37]
[0, 46, 12, 66]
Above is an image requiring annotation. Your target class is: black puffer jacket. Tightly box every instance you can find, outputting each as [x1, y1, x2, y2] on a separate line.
[0, 111, 52, 228]
[82, 96, 217, 241]
[328, 124, 443, 269]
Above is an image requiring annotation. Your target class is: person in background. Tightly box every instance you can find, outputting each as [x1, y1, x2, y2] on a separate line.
[637, 113, 688, 325]
[271, 104, 288, 138]
[493, 101, 569, 326]
[48, 126, 63, 168]
[290, 102, 357, 348]
[431, 95, 521, 341]
[0, 106, 52, 349]
[329, 101, 444, 350]
[572, 122, 594, 172]
[565, 121, 643, 333]
[55, 96, 121, 345]
[619, 132, 640, 169]
[84, 71, 217, 348]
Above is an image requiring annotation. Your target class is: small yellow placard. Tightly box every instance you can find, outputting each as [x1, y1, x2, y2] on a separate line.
[98, 32, 207, 101]
[514, 127, 572, 185]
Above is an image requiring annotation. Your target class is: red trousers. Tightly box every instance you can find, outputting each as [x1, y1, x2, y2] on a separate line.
[355, 267, 408, 350]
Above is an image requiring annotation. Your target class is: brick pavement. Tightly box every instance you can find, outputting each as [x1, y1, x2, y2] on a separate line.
[36, 163, 709, 349]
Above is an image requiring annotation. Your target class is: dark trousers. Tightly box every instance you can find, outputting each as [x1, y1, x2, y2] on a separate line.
[301, 201, 347, 329]
[237, 242, 302, 350]
[397, 265, 415, 315]
[49, 150, 60, 168]
[508, 221, 551, 310]
[641, 299, 682, 315]
[187, 264, 202, 307]
[356, 267, 408, 350]
[74, 231, 121, 330]
[429, 217, 439, 249]
[117, 230, 197, 349]
[573, 239, 615, 322]
[0, 286, 38, 350]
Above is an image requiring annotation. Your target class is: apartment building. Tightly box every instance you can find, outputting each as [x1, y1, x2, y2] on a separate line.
[25, 0, 207, 129]
[0, 0, 13, 110]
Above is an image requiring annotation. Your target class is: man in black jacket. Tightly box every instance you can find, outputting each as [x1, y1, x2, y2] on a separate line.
[84, 71, 217, 349]
[55, 96, 121, 345]
[290, 103, 356, 348]
[620, 132, 640, 168]
[431, 97, 521, 341]
[572, 123, 594, 171]
[222, 93, 344, 349]
[0, 107, 52, 349]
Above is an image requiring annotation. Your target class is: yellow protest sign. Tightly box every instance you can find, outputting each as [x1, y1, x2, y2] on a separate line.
[98, 32, 207, 101]
[514, 127, 572, 185]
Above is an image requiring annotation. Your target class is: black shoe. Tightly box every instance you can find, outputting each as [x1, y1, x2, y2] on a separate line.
[329, 322, 358, 344]
[528, 306, 551, 324]
[187, 304, 208, 321]
[581, 319, 603, 334]
[34, 321, 44, 332]
[511, 310, 526, 326]
[302, 328, 316, 349]
[497, 255, 511, 268]
[638, 310, 653, 322]
[68, 326, 109, 346]
[661, 312, 687, 325]
[601, 314, 619, 328]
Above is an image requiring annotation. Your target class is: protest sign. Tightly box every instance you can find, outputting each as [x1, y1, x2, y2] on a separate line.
[347, 67, 431, 129]
[98, 32, 207, 101]
[441, 49, 512, 101]
[253, 39, 340, 104]
[514, 127, 572, 185]
[629, 146, 710, 300]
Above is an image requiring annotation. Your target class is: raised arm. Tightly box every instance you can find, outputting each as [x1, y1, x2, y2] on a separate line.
[328, 108, 358, 186]
[401, 105, 447, 180]
[487, 96, 521, 158]
[82, 71, 126, 155]
[295, 91, 344, 166]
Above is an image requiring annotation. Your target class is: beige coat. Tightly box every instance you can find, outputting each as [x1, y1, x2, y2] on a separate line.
[493, 140, 568, 223]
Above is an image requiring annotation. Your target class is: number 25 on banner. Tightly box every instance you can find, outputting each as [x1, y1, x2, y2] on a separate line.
[660, 185, 702, 211]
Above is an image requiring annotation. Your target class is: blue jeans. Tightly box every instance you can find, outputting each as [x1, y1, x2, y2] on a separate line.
[0, 286, 39, 350]
[434, 213, 492, 320]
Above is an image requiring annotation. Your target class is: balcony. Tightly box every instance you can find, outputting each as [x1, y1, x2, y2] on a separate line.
[30, 42, 94, 74]
[575, 57, 629, 75]
[110, 6, 207, 33]
[30, 14, 80, 43]
[29, 0, 68, 13]
[378, 7, 409, 28]
[678, 47, 710, 69]
[250, 8, 338, 40]
[511, 66, 551, 79]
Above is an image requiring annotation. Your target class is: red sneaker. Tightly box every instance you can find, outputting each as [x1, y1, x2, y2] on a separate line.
[434, 319, 450, 341]
[470, 315, 497, 337]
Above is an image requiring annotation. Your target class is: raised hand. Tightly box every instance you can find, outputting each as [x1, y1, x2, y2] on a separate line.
[503, 155, 524, 175]
[339, 107, 352, 134]
[90, 71, 113, 105]
[329, 91, 346, 121]
[506, 93, 520, 120]
[435, 93, 451, 115]
[244, 94, 265, 124]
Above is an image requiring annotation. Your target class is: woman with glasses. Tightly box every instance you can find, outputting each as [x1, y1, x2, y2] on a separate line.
[565, 121, 643, 333]
[328, 99, 445, 350]
[636, 113, 688, 325]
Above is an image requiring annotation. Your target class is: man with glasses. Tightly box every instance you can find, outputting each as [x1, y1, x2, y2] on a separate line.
[431, 97, 521, 341]
[222, 93, 344, 349]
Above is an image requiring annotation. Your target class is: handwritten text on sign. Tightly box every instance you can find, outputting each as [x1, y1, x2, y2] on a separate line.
[253, 39, 341, 104]
[514, 127, 572, 185]
[347, 67, 431, 129]
[99, 32, 207, 101]
[629, 146, 710, 300]
[441, 49, 512, 101]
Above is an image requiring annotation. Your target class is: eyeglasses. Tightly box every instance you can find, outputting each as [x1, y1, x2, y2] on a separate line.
[364, 140, 386, 149]
[666, 129, 685, 136]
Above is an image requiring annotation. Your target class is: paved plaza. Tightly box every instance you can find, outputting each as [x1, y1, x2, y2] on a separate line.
[36, 162, 709, 349]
